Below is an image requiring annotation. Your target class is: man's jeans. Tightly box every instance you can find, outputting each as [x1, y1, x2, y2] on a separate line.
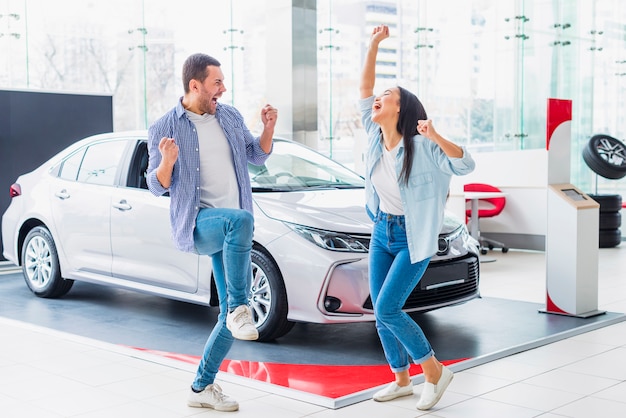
[191, 207, 254, 390]
[369, 211, 434, 372]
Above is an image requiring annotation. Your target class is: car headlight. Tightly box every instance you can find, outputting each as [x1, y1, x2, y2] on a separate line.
[436, 224, 465, 256]
[285, 223, 369, 253]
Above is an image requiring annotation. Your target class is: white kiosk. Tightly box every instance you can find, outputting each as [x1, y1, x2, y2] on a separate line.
[542, 98, 605, 318]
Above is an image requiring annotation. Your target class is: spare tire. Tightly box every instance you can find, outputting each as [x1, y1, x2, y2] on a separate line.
[588, 194, 623, 212]
[582, 134, 626, 179]
[599, 229, 622, 248]
[587, 194, 622, 248]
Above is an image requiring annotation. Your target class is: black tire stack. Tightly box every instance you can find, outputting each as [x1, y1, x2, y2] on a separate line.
[588, 194, 622, 248]
[582, 134, 626, 248]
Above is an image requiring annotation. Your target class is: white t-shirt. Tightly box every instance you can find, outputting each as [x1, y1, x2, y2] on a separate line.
[371, 142, 404, 215]
[186, 110, 239, 209]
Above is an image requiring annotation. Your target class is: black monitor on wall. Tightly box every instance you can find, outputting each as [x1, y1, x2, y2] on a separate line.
[0, 89, 113, 261]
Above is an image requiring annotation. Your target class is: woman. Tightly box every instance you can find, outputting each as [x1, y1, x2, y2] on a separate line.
[360, 25, 475, 411]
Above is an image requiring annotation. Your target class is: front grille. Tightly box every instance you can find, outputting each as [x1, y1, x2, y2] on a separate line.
[363, 256, 480, 310]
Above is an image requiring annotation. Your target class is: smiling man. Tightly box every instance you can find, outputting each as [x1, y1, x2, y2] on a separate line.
[146, 53, 277, 412]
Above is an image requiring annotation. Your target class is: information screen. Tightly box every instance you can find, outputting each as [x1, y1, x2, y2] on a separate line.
[563, 188, 587, 201]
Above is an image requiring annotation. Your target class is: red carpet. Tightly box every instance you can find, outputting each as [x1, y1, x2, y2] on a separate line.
[130, 347, 466, 399]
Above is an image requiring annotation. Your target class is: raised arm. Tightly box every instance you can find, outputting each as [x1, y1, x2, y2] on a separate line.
[360, 25, 390, 99]
[418, 119, 464, 158]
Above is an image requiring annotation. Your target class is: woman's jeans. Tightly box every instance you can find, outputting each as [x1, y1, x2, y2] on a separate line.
[369, 212, 434, 373]
[191, 207, 254, 390]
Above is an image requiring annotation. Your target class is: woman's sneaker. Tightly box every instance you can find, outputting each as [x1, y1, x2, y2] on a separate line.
[187, 383, 239, 412]
[372, 381, 414, 402]
[416, 365, 454, 410]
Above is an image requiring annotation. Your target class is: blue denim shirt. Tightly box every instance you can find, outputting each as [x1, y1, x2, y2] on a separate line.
[360, 95, 475, 263]
[146, 98, 271, 253]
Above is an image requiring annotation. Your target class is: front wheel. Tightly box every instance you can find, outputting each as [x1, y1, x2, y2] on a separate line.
[250, 246, 294, 341]
[21, 226, 74, 298]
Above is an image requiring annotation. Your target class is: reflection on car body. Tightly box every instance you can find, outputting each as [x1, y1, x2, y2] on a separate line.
[1, 131, 481, 341]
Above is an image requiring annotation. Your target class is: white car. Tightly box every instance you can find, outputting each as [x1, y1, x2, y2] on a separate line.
[1, 131, 481, 341]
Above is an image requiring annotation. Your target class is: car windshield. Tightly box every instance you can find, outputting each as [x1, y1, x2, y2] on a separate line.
[249, 140, 365, 192]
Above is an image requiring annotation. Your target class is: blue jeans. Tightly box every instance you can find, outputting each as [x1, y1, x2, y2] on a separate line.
[369, 212, 434, 373]
[191, 207, 254, 390]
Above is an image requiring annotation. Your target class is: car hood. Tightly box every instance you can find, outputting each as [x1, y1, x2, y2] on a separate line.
[253, 188, 467, 236]
[253, 189, 372, 234]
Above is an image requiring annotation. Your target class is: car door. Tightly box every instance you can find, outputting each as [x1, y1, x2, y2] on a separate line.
[110, 140, 200, 293]
[49, 139, 129, 277]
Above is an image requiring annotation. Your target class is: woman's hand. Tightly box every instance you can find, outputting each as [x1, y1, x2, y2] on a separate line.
[418, 119, 464, 158]
[417, 119, 436, 140]
[370, 25, 390, 46]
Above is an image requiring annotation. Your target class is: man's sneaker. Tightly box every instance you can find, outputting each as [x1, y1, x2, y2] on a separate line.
[226, 305, 259, 340]
[372, 381, 414, 402]
[187, 383, 239, 411]
[416, 365, 454, 410]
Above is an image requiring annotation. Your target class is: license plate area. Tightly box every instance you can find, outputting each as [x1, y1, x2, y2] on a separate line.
[420, 262, 467, 290]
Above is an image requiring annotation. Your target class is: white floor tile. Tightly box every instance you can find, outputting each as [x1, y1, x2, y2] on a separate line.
[448, 371, 512, 396]
[561, 347, 626, 381]
[592, 381, 626, 404]
[480, 382, 584, 411]
[551, 395, 626, 418]
[425, 397, 542, 418]
[461, 358, 551, 382]
[522, 369, 620, 395]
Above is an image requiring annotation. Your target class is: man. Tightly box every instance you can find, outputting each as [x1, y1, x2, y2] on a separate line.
[146, 53, 277, 412]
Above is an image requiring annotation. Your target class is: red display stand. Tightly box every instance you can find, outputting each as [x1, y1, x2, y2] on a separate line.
[542, 99, 604, 318]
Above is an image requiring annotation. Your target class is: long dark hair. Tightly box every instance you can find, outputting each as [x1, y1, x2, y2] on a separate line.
[396, 86, 427, 185]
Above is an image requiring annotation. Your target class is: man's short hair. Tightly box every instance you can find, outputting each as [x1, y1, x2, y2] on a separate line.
[182, 53, 221, 93]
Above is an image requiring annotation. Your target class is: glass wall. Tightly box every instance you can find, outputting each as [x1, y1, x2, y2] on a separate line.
[315, 0, 626, 197]
[1, 0, 625, 197]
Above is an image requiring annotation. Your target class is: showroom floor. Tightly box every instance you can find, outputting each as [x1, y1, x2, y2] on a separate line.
[2, 245, 626, 417]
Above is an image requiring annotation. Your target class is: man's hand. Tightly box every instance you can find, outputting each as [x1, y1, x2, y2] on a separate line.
[261, 104, 278, 131]
[259, 104, 277, 154]
[155, 137, 178, 189]
[158, 137, 179, 165]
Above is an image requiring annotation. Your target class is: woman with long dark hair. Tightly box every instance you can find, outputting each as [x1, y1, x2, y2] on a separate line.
[360, 24, 475, 411]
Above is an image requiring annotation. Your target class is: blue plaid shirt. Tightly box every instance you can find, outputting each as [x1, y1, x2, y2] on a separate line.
[146, 98, 271, 253]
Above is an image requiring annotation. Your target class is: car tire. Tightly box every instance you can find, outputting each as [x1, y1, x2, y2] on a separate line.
[599, 229, 622, 248]
[250, 246, 294, 341]
[582, 134, 626, 179]
[599, 211, 621, 230]
[587, 194, 623, 248]
[588, 194, 623, 213]
[21, 226, 74, 298]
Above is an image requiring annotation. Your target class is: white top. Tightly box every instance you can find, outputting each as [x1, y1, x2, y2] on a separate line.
[371, 141, 404, 215]
[186, 110, 239, 209]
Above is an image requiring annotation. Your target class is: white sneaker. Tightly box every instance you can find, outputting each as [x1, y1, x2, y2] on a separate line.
[416, 365, 454, 410]
[372, 381, 414, 402]
[226, 305, 259, 340]
[187, 383, 239, 411]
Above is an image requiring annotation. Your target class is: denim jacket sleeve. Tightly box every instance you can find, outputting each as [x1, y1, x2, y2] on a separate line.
[427, 140, 476, 176]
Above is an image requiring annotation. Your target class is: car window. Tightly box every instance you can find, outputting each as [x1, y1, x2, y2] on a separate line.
[58, 149, 86, 181]
[127, 141, 149, 189]
[249, 140, 364, 191]
[76, 140, 127, 186]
